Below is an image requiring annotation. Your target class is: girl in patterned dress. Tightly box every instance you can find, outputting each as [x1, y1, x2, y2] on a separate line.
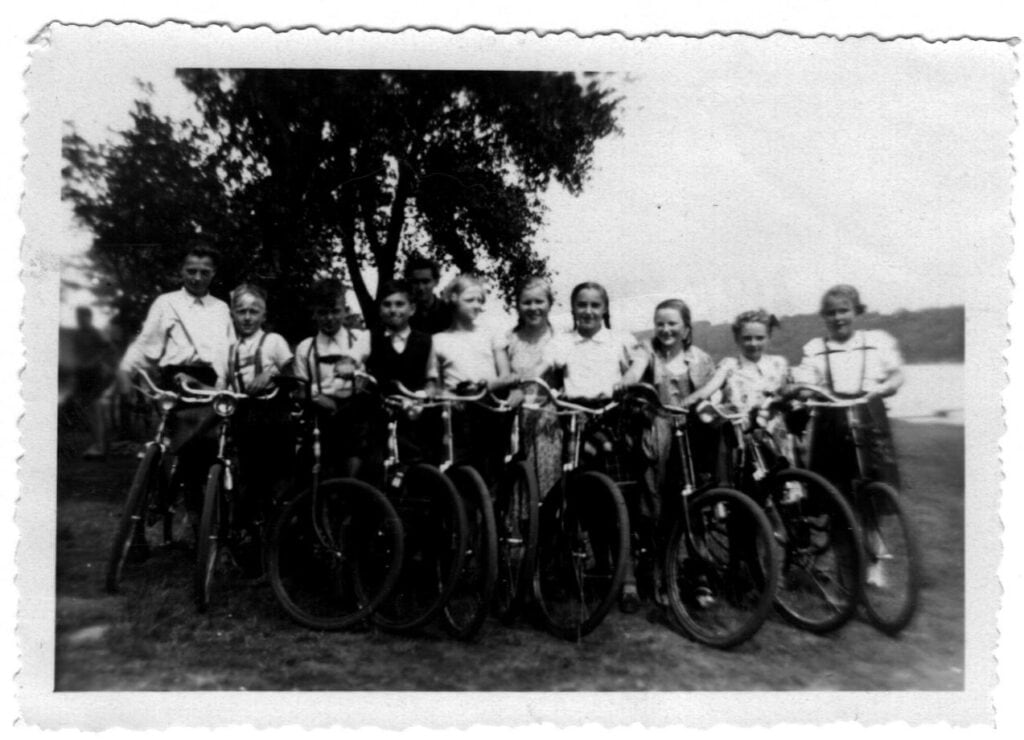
[688, 309, 788, 413]
[687, 308, 791, 482]
[496, 277, 562, 497]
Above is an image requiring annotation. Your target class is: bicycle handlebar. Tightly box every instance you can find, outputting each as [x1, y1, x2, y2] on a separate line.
[391, 380, 489, 406]
[132, 369, 206, 406]
[525, 377, 618, 416]
[787, 384, 868, 408]
[618, 383, 690, 416]
[179, 378, 280, 402]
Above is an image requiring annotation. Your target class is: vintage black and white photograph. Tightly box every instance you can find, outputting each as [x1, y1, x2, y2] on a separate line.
[17, 23, 1013, 727]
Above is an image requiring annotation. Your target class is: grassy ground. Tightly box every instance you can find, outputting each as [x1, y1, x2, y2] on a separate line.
[54, 418, 964, 691]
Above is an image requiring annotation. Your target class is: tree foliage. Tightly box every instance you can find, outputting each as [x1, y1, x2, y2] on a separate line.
[63, 71, 619, 341]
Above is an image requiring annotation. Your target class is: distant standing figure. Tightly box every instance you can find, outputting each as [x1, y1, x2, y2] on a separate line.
[72, 306, 115, 459]
[404, 255, 453, 335]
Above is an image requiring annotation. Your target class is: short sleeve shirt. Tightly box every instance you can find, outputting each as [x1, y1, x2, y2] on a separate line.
[546, 327, 639, 399]
[294, 328, 371, 397]
[794, 330, 902, 396]
[433, 329, 501, 390]
[719, 354, 790, 411]
[231, 330, 294, 391]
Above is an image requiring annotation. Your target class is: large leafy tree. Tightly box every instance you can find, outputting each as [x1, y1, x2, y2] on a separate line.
[64, 70, 619, 341]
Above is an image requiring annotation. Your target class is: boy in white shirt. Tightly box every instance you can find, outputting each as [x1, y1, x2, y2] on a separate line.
[293, 279, 373, 479]
[117, 243, 235, 391]
[115, 241, 236, 520]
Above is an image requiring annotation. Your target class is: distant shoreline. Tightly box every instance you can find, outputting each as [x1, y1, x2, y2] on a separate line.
[635, 305, 964, 366]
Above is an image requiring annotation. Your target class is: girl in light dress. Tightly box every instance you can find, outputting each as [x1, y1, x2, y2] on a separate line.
[544, 282, 647, 612]
[432, 274, 509, 393]
[431, 274, 513, 480]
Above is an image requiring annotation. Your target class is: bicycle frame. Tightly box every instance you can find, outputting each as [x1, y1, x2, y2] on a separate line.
[794, 386, 873, 489]
[132, 370, 213, 541]
[386, 381, 490, 477]
[620, 386, 746, 562]
[180, 380, 281, 546]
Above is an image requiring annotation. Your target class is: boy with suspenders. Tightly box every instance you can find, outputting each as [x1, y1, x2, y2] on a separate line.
[116, 241, 236, 514]
[293, 279, 373, 480]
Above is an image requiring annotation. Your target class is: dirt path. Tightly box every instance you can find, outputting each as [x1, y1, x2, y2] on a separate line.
[54, 420, 964, 691]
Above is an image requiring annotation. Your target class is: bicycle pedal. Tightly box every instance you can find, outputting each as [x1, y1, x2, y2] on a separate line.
[695, 586, 715, 608]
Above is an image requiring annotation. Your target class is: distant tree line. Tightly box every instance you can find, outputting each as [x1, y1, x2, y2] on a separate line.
[637, 305, 965, 365]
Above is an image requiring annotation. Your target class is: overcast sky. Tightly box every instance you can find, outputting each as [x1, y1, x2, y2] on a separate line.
[57, 36, 1012, 332]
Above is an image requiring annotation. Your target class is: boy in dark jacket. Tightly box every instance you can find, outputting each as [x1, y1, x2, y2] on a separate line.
[367, 280, 439, 464]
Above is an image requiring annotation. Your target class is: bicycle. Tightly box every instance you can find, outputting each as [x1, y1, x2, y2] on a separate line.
[486, 385, 541, 625]
[524, 379, 629, 641]
[178, 379, 286, 611]
[789, 384, 920, 635]
[382, 381, 497, 640]
[104, 369, 207, 594]
[695, 397, 864, 634]
[617, 384, 779, 649]
[263, 374, 406, 630]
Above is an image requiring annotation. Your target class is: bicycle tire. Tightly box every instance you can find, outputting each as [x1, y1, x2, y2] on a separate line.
[532, 471, 629, 641]
[765, 468, 864, 634]
[372, 463, 469, 632]
[492, 460, 540, 624]
[441, 465, 498, 640]
[664, 487, 778, 649]
[194, 463, 223, 612]
[268, 478, 404, 631]
[859, 481, 920, 635]
[105, 444, 160, 593]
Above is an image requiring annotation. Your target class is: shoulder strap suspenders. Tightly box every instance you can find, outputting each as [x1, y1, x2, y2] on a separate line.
[166, 301, 201, 362]
[308, 340, 322, 396]
[231, 332, 269, 392]
[823, 334, 870, 393]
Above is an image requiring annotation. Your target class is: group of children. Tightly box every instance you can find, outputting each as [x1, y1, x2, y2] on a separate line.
[117, 242, 905, 609]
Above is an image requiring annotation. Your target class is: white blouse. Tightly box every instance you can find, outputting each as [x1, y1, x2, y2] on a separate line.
[794, 330, 902, 396]
[433, 329, 501, 390]
[545, 327, 639, 399]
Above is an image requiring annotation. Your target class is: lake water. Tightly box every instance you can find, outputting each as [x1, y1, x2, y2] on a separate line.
[886, 363, 963, 425]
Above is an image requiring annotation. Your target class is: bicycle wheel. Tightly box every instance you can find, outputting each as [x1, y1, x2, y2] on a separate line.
[492, 460, 540, 624]
[194, 463, 224, 612]
[859, 481, 920, 634]
[268, 478, 404, 630]
[372, 463, 468, 632]
[532, 471, 629, 641]
[765, 468, 863, 633]
[441, 465, 498, 640]
[664, 487, 778, 649]
[105, 444, 161, 593]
